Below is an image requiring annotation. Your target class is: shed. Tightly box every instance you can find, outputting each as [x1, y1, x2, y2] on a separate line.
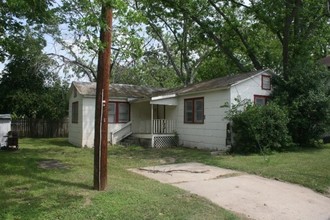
[0, 114, 11, 147]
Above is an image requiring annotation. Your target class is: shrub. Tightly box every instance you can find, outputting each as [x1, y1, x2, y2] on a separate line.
[226, 101, 292, 154]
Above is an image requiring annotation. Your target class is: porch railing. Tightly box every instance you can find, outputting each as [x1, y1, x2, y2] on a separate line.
[153, 119, 175, 134]
[110, 122, 132, 144]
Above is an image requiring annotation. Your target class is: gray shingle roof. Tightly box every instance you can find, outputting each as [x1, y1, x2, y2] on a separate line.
[73, 69, 271, 99]
[73, 82, 167, 98]
[163, 69, 271, 96]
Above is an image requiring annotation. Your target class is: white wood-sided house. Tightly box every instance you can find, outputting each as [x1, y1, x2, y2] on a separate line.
[68, 69, 273, 150]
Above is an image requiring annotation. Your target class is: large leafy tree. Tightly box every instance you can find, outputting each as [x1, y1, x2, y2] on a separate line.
[49, 0, 146, 82]
[0, 0, 58, 61]
[48, 0, 222, 86]
[0, 0, 69, 120]
[133, 0, 218, 85]
[253, 0, 330, 145]
[248, 0, 330, 77]
[0, 30, 68, 120]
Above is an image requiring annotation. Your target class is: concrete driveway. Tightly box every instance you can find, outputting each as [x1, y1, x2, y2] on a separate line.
[130, 162, 330, 220]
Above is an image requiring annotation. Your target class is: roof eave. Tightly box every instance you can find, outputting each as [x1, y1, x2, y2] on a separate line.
[177, 86, 230, 97]
[151, 93, 177, 101]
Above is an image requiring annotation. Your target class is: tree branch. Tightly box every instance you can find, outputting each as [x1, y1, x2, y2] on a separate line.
[185, 12, 246, 72]
[208, 0, 262, 70]
[47, 53, 96, 81]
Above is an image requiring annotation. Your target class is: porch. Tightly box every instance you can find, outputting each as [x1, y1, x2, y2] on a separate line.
[110, 119, 177, 148]
[135, 118, 177, 148]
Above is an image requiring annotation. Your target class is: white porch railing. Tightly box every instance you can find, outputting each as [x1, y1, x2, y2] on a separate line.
[153, 119, 175, 134]
[110, 122, 132, 144]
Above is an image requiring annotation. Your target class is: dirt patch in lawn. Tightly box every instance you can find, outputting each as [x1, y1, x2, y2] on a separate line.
[38, 160, 68, 169]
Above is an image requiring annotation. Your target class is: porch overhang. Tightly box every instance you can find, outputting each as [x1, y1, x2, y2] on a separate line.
[151, 94, 177, 106]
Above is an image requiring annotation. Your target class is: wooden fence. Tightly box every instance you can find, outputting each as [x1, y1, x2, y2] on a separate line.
[11, 118, 68, 138]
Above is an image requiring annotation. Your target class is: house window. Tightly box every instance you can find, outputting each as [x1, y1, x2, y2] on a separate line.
[262, 75, 271, 90]
[254, 95, 269, 106]
[184, 98, 204, 124]
[108, 102, 130, 123]
[72, 102, 78, 123]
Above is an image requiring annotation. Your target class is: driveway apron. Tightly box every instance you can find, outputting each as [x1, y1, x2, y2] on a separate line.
[130, 162, 330, 220]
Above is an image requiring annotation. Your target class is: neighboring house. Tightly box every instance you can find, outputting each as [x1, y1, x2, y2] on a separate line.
[68, 69, 273, 150]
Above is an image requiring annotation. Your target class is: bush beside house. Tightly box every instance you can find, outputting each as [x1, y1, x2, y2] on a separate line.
[226, 100, 292, 154]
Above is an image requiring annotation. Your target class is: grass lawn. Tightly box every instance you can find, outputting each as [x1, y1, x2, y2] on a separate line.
[0, 138, 238, 220]
[1, 138, 329, 219]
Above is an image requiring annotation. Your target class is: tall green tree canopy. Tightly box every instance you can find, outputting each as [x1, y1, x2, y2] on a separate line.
[0, 0, 58, 61]
[0, 30, 68, 120]
[0, 0, 69, 119]
[144, 0, 330, 74]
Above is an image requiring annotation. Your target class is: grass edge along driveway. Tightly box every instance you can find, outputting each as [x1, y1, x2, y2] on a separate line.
[1, 138, 329, 219]
[0, 138, 238, 220]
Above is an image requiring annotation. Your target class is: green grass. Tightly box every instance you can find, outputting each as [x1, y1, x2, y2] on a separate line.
[1, 139, 329, 220]
[206, 146, 330, 194]
[112, 142, 330, 194]
[0, 138, 238, 220]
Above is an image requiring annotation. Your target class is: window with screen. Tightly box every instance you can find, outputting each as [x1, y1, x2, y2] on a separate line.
[262, 75, 271, 90]
[254, 95, 269, 106]
[108, 102, 130, 123]
[184, 98, 204, 124]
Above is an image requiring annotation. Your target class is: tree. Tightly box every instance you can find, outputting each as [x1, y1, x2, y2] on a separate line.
[148, 0, 330, 74]
[249, 0, 330, 145]
[0, 30, 68, 120]
[272, 61, 330, 146]
[133, 0, 218, 85]
[248, 0, 330, 78]
[49, 0, 146, 82]
[0, 0, 58, 62]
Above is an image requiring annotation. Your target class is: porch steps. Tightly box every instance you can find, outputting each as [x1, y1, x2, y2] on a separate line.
[120, 135, 151, 148]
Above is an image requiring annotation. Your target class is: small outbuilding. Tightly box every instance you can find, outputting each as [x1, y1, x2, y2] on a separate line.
[0, 114, 11, 147]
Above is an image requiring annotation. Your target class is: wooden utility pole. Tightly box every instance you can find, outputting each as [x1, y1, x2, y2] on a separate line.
[94, 4, 112, 191]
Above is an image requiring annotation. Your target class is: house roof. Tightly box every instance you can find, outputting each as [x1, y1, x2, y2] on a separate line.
[73, 69, 272, 100]
[73, 82, 167, 99]
[162, 69, 272, 96]
[319, 56, 330, 67]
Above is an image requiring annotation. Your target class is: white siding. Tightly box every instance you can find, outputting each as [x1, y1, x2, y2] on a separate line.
[81, 97, 96, 148]
[175, 90, 230, 150]
[165, 105, 176, 121]
[230, 73, 272, 106]
[131, 102, 151, 133]
[68, 91, 84, 147]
